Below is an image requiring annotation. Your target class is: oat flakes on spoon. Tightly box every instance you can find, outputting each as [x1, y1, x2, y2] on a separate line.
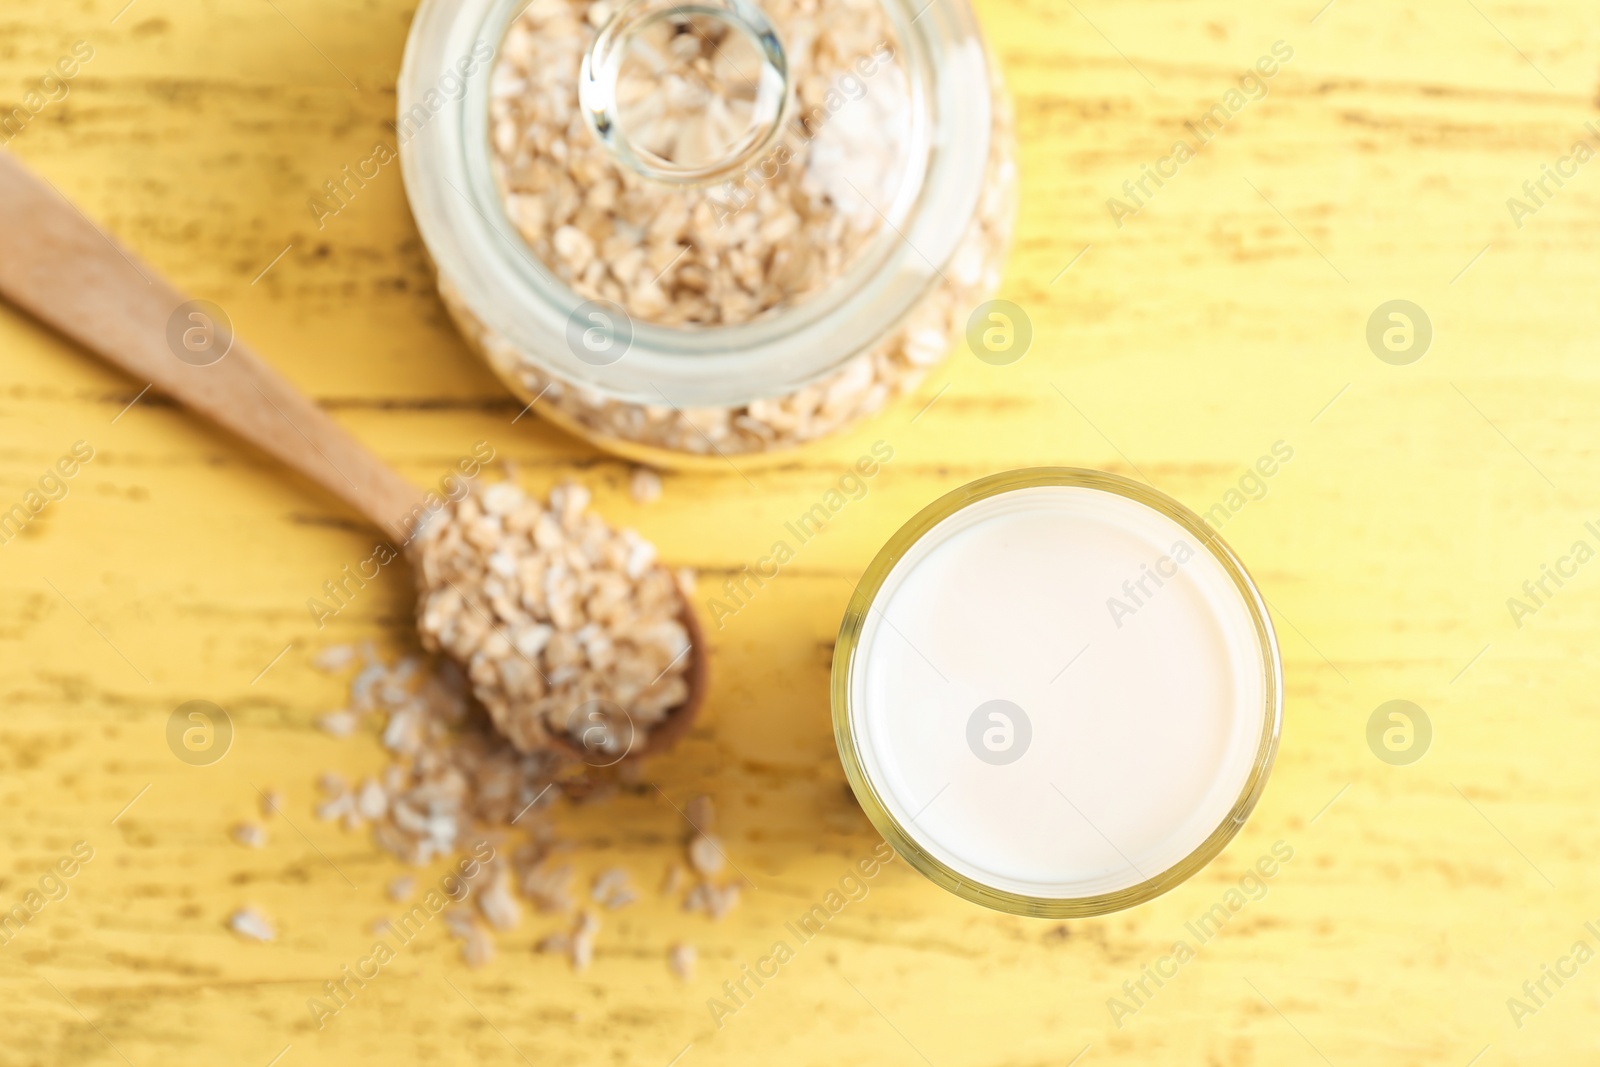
[414, 478, 699, 758]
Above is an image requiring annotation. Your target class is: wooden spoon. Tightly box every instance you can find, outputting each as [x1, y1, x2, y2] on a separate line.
[0, 151, 705, 762]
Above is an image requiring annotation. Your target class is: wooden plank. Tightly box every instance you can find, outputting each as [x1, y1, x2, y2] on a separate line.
[2, 0, 1599, 1064]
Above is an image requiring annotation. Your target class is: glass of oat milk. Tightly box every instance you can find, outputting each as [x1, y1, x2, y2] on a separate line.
[833, 468, 1283, 916]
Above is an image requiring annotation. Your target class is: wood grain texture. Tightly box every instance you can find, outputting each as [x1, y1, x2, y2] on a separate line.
[2, 1, 1599, 1065]
[0, 151, 428, 539]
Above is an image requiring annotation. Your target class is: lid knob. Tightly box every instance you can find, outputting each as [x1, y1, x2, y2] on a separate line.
[580, 0, 790, 185]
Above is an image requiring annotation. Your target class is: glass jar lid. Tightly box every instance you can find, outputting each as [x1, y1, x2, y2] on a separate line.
[399, 0, 996, 409]
[491, 0, 920, 329]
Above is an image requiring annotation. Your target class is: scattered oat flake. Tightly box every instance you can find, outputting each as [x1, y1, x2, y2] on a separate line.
[629, 466, 662, 504]
[316, 793, 353, 822]
[523, 862, 575, 913]
[229, 907, 276, 942]
[387, 876, 416, 902]
[687, 834, 724, 876]
[316, 710, 360, 737]
[707, 883, 741, 921]
[661, 864, 686, 897]
[231, 822, 267, 848]
[479, 869, 523, 931]
[571, 911, 599, 972]
[683, 883, 710, 914]
[591, 867, 630, 903]
[313, 645, 356, 672]
[682, 881, 741, 921]
[668, 943, 696, 981]
[355, 779, 387, 820]
[537, 931, 571, 954]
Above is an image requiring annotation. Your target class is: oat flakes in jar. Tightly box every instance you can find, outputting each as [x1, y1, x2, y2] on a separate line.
[399, 0, 1016, 466]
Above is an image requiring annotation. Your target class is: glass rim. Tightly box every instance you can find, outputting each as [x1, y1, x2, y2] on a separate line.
[830, 467, 1285, 918]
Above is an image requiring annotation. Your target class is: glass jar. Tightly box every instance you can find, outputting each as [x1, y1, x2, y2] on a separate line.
[399, 0, 1016, 466]
[832, 469, 1283, 916]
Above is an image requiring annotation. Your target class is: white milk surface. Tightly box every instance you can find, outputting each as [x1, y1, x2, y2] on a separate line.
[850, 485, 1269, 899]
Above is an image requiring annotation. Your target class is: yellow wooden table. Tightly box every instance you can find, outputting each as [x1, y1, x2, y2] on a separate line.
[3, 1, 1598, 1064]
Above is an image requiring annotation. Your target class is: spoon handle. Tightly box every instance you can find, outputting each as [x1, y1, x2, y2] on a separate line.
[0, 151, 423, 539]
